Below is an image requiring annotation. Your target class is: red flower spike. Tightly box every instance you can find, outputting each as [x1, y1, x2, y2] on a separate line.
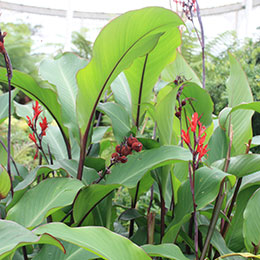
[40, 117, 48, 136]
[188, 112, 198, 132]
[132, 142, 143, 152]
[32, 101, 42, 121]
[26, 116, 33, 128]
[198, 133, 206, 146]
[198, 144, 209, 161]
[198, 121, 206, 137]
[29, 133, 37, 144]
[181, 127, 190, 146]
[119, 156, 128, 163]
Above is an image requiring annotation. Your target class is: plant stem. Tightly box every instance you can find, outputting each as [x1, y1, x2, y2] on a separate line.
[22, 246, 28, 260]
[158, 182, 166, 242]
[136, 54, 148, 129]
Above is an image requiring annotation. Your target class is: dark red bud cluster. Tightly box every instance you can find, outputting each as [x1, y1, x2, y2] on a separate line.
[111, 135, 143, 164]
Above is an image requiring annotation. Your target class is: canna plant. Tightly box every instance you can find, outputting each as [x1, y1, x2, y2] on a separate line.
[0, 5, 260, 260]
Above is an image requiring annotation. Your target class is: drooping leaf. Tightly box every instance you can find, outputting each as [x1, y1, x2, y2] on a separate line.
[225, 53, 254, 155]
[97, 102, 131, 143]
[106, 145, 192, 188]
[7, 178, 84, 228]
[34, 222, 151, 260]
[163, 167, 235, 242]
[0, 165, 11, 200]
[76, 7, 183, 135]
[243, 188, 260, 251]
[0, 220, 64, 259]
[212, 154, 260, 178]
[216, 253, 260, 259]
[142, 244, 189, 260]
[161, 51, 202, 87]
[39, 53, 88, 139]
[73, 184, 118, 225]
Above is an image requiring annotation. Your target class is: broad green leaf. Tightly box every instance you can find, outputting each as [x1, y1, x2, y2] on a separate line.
[225, 53, 254, 155]
[142, 244, 189, 260]
[155, 84, 178, 145]
[226, 185, 259, 251]
[76, 7, 183, 134]
[73, 184, 118, 224]
[111, 72, 132, 118]
[119, 208, 143, 221]
[217, 253, 260, 259]
[243, 188, 260, 251]
[124, 21, 182, 122]
[7, 178, 84, 228]
[163, 167, 235, 242]
[34, 240, 98, 260]
[0, 220, 64, 259]
[229, 101, 260, 114]
[212, 154, 260, 178]
[92, 126, 110, 143]
[206, 126, 228, 165]
[0, 89, 18, 123]
[0, 165, 11, 200]
[0, 68, 70, 155]
[161, 51, 202, 87]
[97, 102, 131, 143]
[106, 145, 192, 188]
[34, 222, 151, 260]
[39, 53, 88, 139]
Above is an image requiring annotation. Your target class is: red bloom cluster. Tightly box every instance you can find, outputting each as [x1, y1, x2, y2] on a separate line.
[111, 135, 143, 164]
[181, 112, 209, 162]
[26, 101, 48, 159]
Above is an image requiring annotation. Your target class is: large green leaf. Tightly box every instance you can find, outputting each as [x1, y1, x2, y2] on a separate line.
[39, 53, 88, 139]
[243, 188, 260, 251]
[142, 244, 189, 260]
[163, 167, 235, 242]
[34, 240, 97, 260]
[0, 68, 70, 155]
[0, 220, 64, 259]
[76, 7, 183, 134]
[161, 51, 202, 87]
[225, 53, 254, 155]
[0, 165, 11, 200]
[111, 72, 132, 119]
[212, 154, 260, 178]
[106, 145, 192, 188]
[97, 102, 131, 143]
[73, 184, 118, 225]
[0, 89, 18, 123]
[34, 222, 151, 260]
[124, 22, 182, 122]
[6, 178, 84, 228]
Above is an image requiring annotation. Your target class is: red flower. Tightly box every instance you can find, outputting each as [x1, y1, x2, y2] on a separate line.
[26, 116, 33, 128]
[29, 133, 37, 144]
[197, 143, 209, 161]
[198, 121, 206, 137]
[34, 148, 39, 160]
[39, 117, 48, 136]
[32, 101, 42, 121]
[181, 127, 190, 146]
[188, 112, 198, 132]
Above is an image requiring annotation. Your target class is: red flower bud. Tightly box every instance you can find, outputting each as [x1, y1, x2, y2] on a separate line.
[132, 142, 143, 152]
[127, 136, 138, 147]
[175, 111, 181, 118]
[181, 100, 186, 106]
[119, 156, 128, 163]
[111, 152, 119, 159]
[121, 145, 132, 156]
[115, 145, 121, 154]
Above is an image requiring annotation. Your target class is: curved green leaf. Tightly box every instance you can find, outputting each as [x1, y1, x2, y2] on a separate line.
[34, 240, 97, 260]
[33, 222, 151, 260]
[0, 220, 64, 259]
[7, 178, 84, 228]
[39, 53, 88, 139]
[106, 145, 192, 188]
[161, 51, 202, 87]
[76, 7, 183, 134]
[243, 188, 260, 251]
[225, 53, 254, 155]
[97, 102, 131, 143]
[0, 165, 11, 200]
[212, 154, 260, 178]
[73, 184, 118, 225]
[163, 167, 235, 242]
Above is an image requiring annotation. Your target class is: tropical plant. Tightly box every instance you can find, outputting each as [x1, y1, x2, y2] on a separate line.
[0, 5, 260, 260]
